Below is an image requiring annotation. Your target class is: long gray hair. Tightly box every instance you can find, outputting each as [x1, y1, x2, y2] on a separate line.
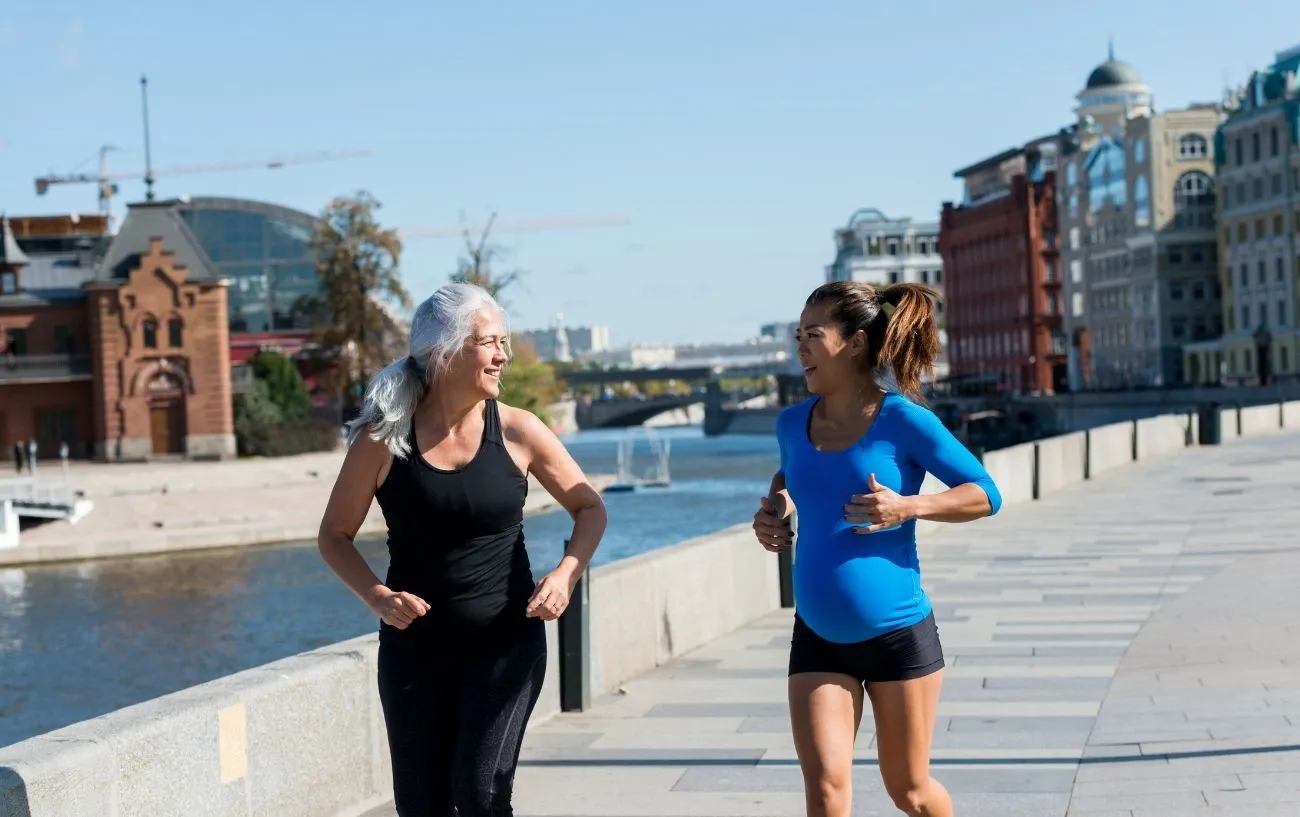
[345, 282, 506, 457]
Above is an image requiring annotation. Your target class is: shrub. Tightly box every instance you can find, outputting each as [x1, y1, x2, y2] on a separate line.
[233, 375, 339, 457]
[254, 417, 340, 457]
[248, 348, 312, 421]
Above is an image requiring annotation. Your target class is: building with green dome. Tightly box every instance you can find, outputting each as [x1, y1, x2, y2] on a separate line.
[1055, 48, 1223, 390]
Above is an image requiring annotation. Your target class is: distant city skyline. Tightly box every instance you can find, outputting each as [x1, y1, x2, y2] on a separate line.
[2, 2, 1295, 344]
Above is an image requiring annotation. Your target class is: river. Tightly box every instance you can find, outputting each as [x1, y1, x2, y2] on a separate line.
[0, 426, 778, 748]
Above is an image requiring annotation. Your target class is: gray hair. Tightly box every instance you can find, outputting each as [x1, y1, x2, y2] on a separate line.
[345, 282, 506, 457]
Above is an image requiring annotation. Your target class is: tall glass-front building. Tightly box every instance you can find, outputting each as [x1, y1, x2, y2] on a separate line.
[174, 196, 320, 334]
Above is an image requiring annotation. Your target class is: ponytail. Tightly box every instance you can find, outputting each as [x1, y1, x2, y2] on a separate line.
[804, 280, 941, 403]
[877, 283, 941, 403]
[344, 355, 428, 458]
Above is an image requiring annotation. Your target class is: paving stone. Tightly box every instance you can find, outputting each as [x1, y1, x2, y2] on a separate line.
[982, 676, 1113, 692]
[736, 716, 798, 734]
[645, 702, 786, 718]
[1203, 785, 1300, 806]
[928, 731, 1089, 751]
[522, 747, 765, 766]
[947, 716, 1097, 733]
[1070, 773, 1243, 798]
[671, 765, 1076, 794]
[1067, 790, 1210, 812]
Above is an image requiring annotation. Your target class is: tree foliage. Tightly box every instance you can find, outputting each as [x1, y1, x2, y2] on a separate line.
[247, 348, 311, 421]
[302, 191, 411, 397]
[234, 380, 282, 432]
[499, 336, 562, 420]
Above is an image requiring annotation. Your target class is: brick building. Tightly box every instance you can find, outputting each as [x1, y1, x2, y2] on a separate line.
[1, 203, 234, 460]
[940, 138, 1068, 395]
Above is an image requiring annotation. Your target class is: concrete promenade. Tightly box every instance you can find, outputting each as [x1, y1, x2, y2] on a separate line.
[366, 431, 1300, 816]
[0, 450, 612, 566]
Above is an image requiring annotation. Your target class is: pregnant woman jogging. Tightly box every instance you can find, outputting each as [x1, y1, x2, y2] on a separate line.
[752, 281, 1001, 817]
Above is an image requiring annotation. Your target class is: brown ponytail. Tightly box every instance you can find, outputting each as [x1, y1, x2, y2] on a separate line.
[804, 280, 941, 402]
[877, 283, 941, 402]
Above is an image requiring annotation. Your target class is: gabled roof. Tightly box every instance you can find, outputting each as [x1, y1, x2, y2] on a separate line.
[0, 217, 30, 267]
[96, 201, 222, 282]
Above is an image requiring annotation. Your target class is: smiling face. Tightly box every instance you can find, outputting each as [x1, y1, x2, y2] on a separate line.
[796, 301, 866, 395]
[441, 309, 509, 399]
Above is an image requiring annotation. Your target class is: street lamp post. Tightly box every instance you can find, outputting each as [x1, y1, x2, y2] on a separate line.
[1254, 324, 1272, 386]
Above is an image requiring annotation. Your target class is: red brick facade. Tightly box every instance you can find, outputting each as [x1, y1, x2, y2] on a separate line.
[940, 172, 1066, 395]
[84, 239, 233, 459]
[2, 233, 233, 461]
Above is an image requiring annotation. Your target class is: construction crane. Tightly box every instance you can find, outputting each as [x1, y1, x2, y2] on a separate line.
[33, 75, 373, 219]
[34, 145, 375, 217]
[399, 213, 630, 240]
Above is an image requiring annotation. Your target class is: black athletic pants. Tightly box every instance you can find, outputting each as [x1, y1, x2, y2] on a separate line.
[377, 617, 547, 816]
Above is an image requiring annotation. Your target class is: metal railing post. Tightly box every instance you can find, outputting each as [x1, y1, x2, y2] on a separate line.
[1083, 429, 1092, 480]
[557, 541, 591, 712]
[1031, 442, 1041, 500]
[778, 546, 795, 608]
[1197, 402, 1221, 445]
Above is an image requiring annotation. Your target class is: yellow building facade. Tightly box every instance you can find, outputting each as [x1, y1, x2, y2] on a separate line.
[1185, 45, 1300, 385]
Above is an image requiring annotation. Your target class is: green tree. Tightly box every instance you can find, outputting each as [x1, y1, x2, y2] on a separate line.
[499, 337, 562, 421]
[303, 191, 411, 402]
[248, 348, 311, 420]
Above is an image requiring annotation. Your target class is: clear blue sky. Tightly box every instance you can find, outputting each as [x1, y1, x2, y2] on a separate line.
[2, 2, 1296, 344]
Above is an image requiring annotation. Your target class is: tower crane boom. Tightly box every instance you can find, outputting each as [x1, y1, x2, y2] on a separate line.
[400, 213, 630, 240]
[34, 148, 374, 215]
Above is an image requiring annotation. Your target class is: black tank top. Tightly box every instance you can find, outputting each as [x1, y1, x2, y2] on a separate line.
[374, 399, 534, 643]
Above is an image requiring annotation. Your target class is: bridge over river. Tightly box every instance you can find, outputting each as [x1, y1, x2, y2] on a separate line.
[563, 361, 787, 429]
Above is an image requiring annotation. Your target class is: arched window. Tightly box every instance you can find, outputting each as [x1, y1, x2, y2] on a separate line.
[1134, 137, 1146, 164]
[1178, 134, 1208, 159]
[1174, 171, 1215, 229]
[1133, 176, 1151, 227]
[168, 317, 184, 347]
[142, 317, 158, 349]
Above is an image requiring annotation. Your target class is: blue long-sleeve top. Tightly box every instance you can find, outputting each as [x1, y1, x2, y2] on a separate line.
[776, 392, 1002, 644]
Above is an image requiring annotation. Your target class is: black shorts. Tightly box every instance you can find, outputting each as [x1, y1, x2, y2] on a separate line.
[788, 611, 945, 684]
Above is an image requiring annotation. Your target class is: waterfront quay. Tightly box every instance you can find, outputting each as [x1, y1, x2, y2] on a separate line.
[3, 404, 1300, 816]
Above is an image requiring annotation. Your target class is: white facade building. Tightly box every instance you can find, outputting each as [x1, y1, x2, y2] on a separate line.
[825, 208, 949, 380]
[515, 314, 610, 362]
[579, 344, 677, 368]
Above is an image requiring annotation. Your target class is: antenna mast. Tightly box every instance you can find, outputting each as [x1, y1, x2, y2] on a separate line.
[140, 75, 155, 201]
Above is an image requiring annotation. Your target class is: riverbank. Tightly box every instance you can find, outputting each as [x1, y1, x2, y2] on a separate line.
[0, 450, 614, 567]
